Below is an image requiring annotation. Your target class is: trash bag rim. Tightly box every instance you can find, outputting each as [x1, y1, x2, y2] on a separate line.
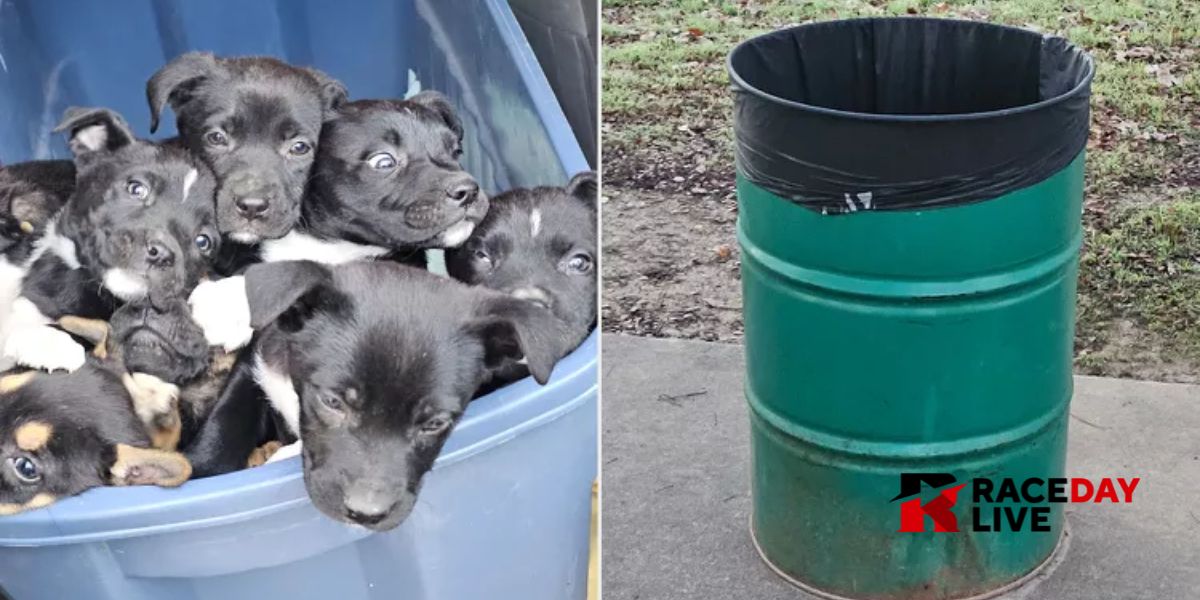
[726, 16, 1095, 124]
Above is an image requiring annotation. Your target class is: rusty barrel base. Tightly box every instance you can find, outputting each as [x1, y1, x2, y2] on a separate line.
[750, 518, 1071, 600]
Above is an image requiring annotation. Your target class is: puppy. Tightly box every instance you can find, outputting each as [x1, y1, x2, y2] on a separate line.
[446, 172, 597, 388]
[0, 161, 74, 351]
[260, 93, 488, 263]
[54, 302, 235, 454]
[147, 52, 346, 250]
[189, 93, 489, 351]
[0, 347, 191, 516]
[187, 260, 570, 529]
[0, 160, 74, 265]
[3, 108, 219, 373]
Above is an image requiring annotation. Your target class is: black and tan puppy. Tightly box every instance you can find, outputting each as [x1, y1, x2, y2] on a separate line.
[2, 108, 219, 373]
[147, 52, 346, 249]
[0, 160, 74, 266]
[447, 172, 597, 388]
[0, 345, 191, 516]
[186, 260, 570, 529]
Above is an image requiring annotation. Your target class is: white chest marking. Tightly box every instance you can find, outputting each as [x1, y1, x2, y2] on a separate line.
[530, 209, 542, 238]
[103, 269, 149, 301]
[253, 353, 300, 436]
[181, 169, 198, 203]
[260, 231, 389, 265]
[29, 219, 80, 269]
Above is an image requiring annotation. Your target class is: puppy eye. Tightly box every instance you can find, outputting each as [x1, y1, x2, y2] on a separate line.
[204, 130, 228, 146]
[452, 147, 463, 160]
[11, 456, 40, 483]
[566, 253, 593, 274]
[194, 234, 214, 254]
[288, 141, 312, 156]
[126, 180, 150, 200]
[367, 152, 397, 170]
[419, 416, 451, 436]
[473, 248, 491, 264]
[319, 392, 345, 412]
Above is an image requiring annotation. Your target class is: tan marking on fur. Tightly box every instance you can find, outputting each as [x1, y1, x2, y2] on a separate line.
[57, 315, 111, 357]
[0, 493, 56, 516]
[110, 444, 191, 487]
[246, 441, 284, 468]
[0, 371, 37, 393]
[123, 373, 180, 437]
[18, 221, 33, 234]
[15, 421, 52, 451]
[149, 412, 182, 452]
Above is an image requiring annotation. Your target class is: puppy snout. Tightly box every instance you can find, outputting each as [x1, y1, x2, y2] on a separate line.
[446, 178, 480, 207]
[235, 196, 270, 218]
[510, 286, 553, 310]
[145, 240, 175, 268]
[227, 172, 276, 219]
[343, 493, 395, 526]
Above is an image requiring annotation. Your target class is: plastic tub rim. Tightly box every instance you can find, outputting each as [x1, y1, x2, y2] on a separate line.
[727, 16, 1096, 124]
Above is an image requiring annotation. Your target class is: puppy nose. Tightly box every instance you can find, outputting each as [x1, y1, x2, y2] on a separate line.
[344, 495, 393, 526]
[447, 180, 480, 206]
[146, 241, 175, 267]
[511, 286, 552, 310]
[235, 196, 270, 218]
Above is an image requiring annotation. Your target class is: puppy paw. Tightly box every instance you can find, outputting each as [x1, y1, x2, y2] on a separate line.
[123, 373, 182, 450]
[189, 276, 253, 352]
[3, 325, 86, 372]
[265, 441, 302, 464]
[247, 441, 285, 468]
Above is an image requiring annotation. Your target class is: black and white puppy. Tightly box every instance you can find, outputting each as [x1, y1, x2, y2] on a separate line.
[446, 172, 597, 387]
[2, 108, 219, 372]
[0, 161, 75, 353]
[189, 93, 488, 351]
[228, 260, 568, 530]
[147, 52, 346, 249]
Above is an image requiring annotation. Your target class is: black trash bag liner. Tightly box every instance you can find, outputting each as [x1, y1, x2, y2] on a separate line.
[728, 18, 1094, 214]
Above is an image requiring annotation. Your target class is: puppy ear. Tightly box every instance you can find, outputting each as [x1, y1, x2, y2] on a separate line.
[466, 296, 571, 385]
[54, 107, 136, 156]
[302, 67, 349, 114]
[407, 91, 464, 141]
[146, 51, 220, 133]
[564, 171, 598, 209]
[243, 260, 335, 330]
[109, 444, 192, 487]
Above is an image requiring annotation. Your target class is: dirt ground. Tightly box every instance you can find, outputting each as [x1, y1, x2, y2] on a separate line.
[601, 0, 1200, 382]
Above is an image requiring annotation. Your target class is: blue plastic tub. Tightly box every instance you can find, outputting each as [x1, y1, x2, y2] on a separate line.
[0, 1, 597, 599]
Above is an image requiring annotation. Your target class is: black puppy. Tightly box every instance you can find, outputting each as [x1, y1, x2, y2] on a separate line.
[189, 260, 569, 529]
[447, 172, 597, 387]
[0, 352, 191, 515]
[2, 108, 219, 373]
[189, 92, 489, 351]
[51, 304, 232, 454]
[260, 93, 488, 262]
[147, 52, 346, 249]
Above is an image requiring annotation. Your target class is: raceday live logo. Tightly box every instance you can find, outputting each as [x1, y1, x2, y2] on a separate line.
[893, 473, 1140, 533]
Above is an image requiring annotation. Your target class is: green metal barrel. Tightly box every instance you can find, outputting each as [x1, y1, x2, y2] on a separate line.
[729, 18, 1093, 599]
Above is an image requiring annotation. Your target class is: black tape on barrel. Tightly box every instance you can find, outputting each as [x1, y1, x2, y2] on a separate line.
[728, 18, 1094, 214]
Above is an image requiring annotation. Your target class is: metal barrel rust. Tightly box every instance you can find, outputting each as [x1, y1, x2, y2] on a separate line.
[729, 18, 1093, 599]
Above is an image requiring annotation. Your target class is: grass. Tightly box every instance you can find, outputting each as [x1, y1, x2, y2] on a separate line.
[603, 0, 1200, 379]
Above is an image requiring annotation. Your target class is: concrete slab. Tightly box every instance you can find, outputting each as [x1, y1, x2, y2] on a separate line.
[601, 334, 1200, 600]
